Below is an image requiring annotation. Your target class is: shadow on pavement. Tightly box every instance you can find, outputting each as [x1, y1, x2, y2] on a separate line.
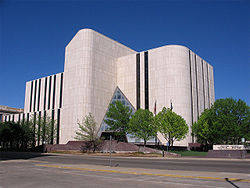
[0, 151, 54, 161]
[225, 178, 243, 188]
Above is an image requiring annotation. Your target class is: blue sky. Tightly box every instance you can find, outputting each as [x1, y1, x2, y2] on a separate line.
[0, 0, 249, 108]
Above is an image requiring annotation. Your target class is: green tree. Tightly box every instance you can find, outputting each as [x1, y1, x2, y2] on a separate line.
[128, 109, 157, 147]
[37, 115, 57, 145]
[0, 115, 56, 150]
[192, 109, 219, 149]
[0, 122, 12, 148]
[192, 98, 250, 147]
[11, 121, 29, 149]
[20, 120, 34, 149]
[0, 121, 33, 150]
[156, 107, 188, 146]
[75, 113, 101, 152]
[104, 101, 132, 140]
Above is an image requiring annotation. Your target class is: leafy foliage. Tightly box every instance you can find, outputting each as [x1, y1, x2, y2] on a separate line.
[36, 115, 57, 145]
[20, 120, 35, 148]
[192, 109, 217, 148]
[104, 101, 132, 139]
[75, 113, 102, 152]
[0, 121, 33, 150]
[192, 98, 250, 148]
[128, 109, 157, 146]
[0, 115, 56, 150]
[156, 107, 188, 146]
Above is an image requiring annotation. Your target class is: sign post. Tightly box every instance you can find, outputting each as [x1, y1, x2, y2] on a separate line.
[166, 142, 169, 152]
[242, 138, 245, 144]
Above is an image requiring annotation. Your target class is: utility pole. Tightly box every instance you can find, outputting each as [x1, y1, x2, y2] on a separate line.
[154, 100, 157, 145]
[169, 99, 173, 149]
[109, 135, 112, 166]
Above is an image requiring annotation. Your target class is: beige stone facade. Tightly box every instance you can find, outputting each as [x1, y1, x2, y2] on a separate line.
[4, 29, 215, 146]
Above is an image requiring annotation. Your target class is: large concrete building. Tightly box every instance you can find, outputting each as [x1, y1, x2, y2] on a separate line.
[0, 105, 23, 122]
[4, 29, 215, 146]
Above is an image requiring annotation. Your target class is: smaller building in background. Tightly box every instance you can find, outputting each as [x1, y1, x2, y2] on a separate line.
[0, 105, 23, 122]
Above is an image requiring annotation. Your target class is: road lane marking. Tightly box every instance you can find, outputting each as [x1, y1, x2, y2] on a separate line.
[55, 168, 226, 188]
[35, 164, 250, 183]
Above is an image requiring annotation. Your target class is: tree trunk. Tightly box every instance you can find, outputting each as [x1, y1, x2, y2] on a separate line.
[10, 141, 13, 149]
[93, 142, 96, 153]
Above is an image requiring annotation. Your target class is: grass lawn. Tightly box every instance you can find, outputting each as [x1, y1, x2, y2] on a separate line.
[169, 150, 208, 157]
[50, 150, 207, 157]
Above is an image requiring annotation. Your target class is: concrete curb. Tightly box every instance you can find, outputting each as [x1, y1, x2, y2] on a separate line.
[46, 152, 250, 161]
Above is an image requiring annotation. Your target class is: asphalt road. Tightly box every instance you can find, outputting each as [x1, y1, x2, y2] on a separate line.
[1, 152, 250, 188]
[1, 152, 250, 173]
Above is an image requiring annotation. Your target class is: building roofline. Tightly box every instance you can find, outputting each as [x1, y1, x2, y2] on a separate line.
[0, 105, 24, 114]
